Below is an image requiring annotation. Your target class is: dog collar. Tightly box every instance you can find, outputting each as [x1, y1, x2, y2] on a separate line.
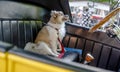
[46, 24, 59, 31]
[46, 24, 60, 35]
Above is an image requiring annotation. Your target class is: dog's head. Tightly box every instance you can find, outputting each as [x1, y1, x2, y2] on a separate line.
[49, 10, 69, 24]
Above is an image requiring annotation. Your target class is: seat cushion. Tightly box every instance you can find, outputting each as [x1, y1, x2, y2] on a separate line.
[62, 47, 82, 62]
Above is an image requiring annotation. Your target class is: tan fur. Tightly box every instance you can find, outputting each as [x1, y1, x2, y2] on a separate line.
[24, 10, 69, 57]
[35, 27, 50, 47]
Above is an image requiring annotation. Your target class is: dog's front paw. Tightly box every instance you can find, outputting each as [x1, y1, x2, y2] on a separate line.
[53, 50, 60, 55]
[56, 52, 60, 55]
[53, 54, 59, 57]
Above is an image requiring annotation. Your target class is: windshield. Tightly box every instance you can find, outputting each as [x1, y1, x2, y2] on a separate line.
[69, 0, 120, 32]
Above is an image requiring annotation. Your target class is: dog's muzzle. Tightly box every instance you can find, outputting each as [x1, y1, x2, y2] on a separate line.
[63, 15, 69, 21]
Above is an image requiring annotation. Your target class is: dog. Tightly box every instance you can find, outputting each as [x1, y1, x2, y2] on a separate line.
[24, 10, 69, 57]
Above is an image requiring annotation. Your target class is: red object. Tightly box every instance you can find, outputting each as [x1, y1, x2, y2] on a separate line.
[92, 15, 103, 20]
[57, 38, 65, 58]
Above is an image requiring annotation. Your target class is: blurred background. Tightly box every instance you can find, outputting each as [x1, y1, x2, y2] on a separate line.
[69, 0, 120, 30]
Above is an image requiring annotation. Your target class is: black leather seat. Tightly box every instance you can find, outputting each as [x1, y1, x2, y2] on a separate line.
[0, 1, 50, 48]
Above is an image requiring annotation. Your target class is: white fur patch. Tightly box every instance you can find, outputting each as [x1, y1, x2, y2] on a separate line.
[24, 42, 58, 57]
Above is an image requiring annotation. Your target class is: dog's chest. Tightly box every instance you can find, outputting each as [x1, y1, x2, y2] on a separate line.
[46, 26, 58, 40]
[45, 23, 66, 41]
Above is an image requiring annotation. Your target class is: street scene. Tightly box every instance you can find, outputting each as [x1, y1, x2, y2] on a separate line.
[69, 0, 120, 31]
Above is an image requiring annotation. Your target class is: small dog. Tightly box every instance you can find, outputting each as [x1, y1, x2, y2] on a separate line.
[24, 10, 69, 57]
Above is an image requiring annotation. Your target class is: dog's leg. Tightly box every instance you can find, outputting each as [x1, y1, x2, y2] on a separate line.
[57, 41, 62, 51]
[50, 40, 60, 55]
[37, 42, 59, 57]
[48, 27, 60, 55]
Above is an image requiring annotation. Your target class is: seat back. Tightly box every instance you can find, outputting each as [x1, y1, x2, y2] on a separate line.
[0, 19, 44, 48]
[0, 1, 49, 48]
[63, 23, 120, 71]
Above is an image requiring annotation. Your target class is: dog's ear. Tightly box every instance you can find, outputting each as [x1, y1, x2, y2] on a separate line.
[51, 10, 57, 18]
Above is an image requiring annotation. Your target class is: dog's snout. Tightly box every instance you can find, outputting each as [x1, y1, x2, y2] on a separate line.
[62, 15, 69, 21]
